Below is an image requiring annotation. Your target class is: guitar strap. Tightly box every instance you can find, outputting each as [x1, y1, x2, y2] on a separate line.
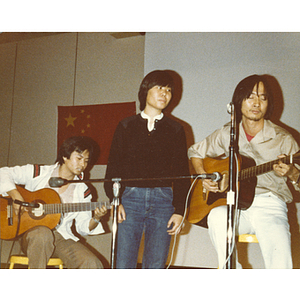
[33, 164, 41, 178]
[84, 188, 91, 198]
[78, 173, 91, 199]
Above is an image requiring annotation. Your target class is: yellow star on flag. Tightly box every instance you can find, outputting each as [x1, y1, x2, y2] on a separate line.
[65, 113, 77, 127]
[58, 102, 136, 165]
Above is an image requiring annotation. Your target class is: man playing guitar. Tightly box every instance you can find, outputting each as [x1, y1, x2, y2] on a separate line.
[188, 75, 300, 269]
[0, 136, 108, 268]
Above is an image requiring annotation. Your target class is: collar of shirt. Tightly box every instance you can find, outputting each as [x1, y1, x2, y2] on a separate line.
[260, 119, 277, 141]
[240, 119, 276, 143]
[141, 111, 164, 131]
[48, 164, 77, 203]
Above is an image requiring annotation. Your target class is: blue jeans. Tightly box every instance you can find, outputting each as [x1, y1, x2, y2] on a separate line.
[116, 187, 175, 269]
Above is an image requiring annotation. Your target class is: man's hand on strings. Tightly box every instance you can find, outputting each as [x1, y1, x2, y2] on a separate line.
[273, 154, 299, 182]
[94, 205, 108, 221]
[191, 157, 219, 193]
[202, 178, 219, 193]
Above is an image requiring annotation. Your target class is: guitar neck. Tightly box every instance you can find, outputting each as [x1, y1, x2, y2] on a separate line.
[240, 156, 291, 180]
[43, 201, 111, 215]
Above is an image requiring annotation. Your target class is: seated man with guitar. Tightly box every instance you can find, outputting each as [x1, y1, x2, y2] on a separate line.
[188, 75, 300, 269]
[0, 136, 108, 268]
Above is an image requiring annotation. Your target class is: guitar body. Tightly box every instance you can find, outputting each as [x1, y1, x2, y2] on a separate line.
[187, 155, 257, 225]
[0, 186, 61, 240]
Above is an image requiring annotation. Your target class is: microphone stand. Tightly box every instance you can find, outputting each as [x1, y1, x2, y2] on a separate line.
[225, 102, 237, 269]
[110, 179, 121, 269]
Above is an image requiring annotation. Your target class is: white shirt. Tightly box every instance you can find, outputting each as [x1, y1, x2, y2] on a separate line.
[0, 163, 105, 241]
[141, 110, 164, 131]
[188, 120, 300, 203]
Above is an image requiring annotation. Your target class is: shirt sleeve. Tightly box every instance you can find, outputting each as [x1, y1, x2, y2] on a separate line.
[74, 184, 105, 236]
[0, 164, 34, 195]
[188, 125, 230, 159]
[75, 210, 105, 236]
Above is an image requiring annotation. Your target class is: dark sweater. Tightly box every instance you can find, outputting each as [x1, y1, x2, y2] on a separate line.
[104, 113, 191, 215]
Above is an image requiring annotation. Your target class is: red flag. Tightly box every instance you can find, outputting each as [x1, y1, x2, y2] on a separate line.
[57, 102, 136, 165]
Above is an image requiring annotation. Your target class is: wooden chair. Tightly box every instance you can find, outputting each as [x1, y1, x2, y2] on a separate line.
[238, 234, 259, 243]
[9, 255, 63, 269]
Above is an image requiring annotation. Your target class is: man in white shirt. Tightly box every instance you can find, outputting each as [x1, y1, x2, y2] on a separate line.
[188, 75, 300, 268]
[0, 136, 108, 268]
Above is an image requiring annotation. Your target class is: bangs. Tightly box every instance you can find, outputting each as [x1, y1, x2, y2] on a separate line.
[138, 70, 174, 111]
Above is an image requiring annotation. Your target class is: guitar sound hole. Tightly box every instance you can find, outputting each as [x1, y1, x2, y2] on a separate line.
[28, 200, 45, 220]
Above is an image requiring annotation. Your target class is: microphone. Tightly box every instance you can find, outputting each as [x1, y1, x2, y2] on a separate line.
[112, 181, 121, 198]
[193, 172, 222, 182]
[49, 177, 67, 187]
[14, 199, 40, 208]
[227, 102, 234, 114]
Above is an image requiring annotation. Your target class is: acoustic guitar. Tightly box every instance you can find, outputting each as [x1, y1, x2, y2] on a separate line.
[0, 185, 111, 240]
[187, 151, 300, 225]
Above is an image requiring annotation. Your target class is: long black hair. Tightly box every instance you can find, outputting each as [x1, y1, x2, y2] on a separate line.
[138, 70, 174, 111]
[232, 74, 274, 123]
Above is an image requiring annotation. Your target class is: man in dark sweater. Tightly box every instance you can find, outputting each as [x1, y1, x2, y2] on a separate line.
[105, 70, 190, 268]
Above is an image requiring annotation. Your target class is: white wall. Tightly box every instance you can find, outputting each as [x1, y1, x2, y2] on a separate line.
[145, 33, 300, 142]
[144, 32, 300, 268]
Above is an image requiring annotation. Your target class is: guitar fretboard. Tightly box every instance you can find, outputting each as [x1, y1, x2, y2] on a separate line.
[43, 201, 111, 215]
[239, 155, 292, 181]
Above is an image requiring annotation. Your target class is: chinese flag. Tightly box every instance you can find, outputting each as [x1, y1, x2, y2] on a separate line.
[57, 102, 136, 165]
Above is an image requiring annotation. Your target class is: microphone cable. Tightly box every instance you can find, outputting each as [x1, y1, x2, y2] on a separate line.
[166, 174, 203, 269]
[166, 153, 240, 269]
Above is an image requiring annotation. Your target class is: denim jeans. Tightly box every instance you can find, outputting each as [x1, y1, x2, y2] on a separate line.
[116, 187, 175, 269]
